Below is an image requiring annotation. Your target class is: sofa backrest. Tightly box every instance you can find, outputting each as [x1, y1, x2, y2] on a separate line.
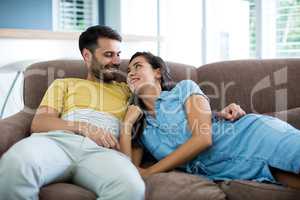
[23, 59, 197, 112]
[197, 59, 300, 114]
[23, 58, 300, 116]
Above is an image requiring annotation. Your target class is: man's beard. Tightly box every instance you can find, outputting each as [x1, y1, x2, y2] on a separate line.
[90, 58, 120, 83]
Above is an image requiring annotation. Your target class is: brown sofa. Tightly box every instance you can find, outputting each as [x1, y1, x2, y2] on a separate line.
[0, 59, 300, 200]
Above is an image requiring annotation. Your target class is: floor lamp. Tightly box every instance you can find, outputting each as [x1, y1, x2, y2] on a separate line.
[0, 60, 37, 119]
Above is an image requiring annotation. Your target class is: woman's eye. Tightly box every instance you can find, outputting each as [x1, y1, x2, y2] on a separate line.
[135, 65, 141, 69]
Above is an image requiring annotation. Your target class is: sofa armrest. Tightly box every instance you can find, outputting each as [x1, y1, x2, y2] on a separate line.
[0, 110, 34, 157]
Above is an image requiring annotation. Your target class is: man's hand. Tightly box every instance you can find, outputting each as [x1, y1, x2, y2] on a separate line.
[78, 122, 120, 150]
[217, 103, 246, 121]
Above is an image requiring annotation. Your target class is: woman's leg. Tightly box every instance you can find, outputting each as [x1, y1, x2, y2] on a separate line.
[208, 114, 300, 183]
[248, 114, 300, 187]
[271, 167, 300, 189]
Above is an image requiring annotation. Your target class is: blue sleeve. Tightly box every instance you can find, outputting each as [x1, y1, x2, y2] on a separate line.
[176, 80, 209, 104]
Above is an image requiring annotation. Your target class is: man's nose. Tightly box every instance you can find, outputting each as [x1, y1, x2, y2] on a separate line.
[112, 55, 121, 65]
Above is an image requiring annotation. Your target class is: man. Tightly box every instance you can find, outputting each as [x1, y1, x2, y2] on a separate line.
[0, 25, 144, 200]
[0, 25, 245, 199]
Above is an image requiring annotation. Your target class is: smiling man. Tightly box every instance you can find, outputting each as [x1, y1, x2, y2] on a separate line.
[0, 25, 145, 200]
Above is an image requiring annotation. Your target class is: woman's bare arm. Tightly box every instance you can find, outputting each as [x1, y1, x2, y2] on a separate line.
[132, 147, 144, 167]
[120, 122, 133, 157]
[120, 105, 143, 160]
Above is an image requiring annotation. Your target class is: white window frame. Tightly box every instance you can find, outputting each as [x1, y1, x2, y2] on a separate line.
[118, 0, 162, 56]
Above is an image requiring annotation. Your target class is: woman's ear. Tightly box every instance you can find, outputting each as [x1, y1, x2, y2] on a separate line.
[154, 68, 162, 80]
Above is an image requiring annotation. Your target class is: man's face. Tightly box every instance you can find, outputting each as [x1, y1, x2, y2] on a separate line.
[88, 38, 121, 82]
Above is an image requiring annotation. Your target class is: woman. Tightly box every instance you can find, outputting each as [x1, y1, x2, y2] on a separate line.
[120, 52, 300, 189]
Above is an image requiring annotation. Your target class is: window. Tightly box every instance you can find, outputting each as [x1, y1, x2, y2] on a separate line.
[248, 0, 300, 58]
[53, 0, 98, 32]
[120, 0, 202, 66]
[276, 0, 300, 57]
[199, 0, 300, 63]
[248, 0, 257, 57]
[119, 0, 300, 66]
[159, 0, 203, 66]
[120, 0, 159, 58]
[205, 0, 254, 63]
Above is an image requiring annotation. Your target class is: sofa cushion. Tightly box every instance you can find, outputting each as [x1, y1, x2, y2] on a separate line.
[40, 183, 96, 200]
[144, 171, 226, 200]
[218, 180, 300, 200]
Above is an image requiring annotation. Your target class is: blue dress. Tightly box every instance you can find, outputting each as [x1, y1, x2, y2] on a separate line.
[140, 80, 300, 183]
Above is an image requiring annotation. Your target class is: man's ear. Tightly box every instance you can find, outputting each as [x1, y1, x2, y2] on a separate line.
[82, 48, 92, 63]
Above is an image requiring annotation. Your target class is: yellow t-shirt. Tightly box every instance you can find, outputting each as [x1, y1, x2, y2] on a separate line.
[39, 78, 131, 121]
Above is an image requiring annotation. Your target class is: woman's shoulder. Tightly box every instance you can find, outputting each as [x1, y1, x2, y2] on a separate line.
[172, 80, 200, 92]
[176, 80, 198, 87]
[171, 80, 207, 103]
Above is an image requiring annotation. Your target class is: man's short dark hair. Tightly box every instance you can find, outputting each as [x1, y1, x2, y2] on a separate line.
[79, 25, 122, 55]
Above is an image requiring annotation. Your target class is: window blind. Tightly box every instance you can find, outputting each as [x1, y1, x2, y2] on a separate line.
[58, 0, 96, 31]
[248, 0, 256, 57]
[276, 0, 300, 57]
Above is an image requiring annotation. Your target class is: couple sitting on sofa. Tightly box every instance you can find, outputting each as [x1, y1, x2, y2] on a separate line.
[0, 25, 299, 200]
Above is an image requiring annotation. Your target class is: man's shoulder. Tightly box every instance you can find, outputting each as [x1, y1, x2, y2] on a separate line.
[111, 81, 131, 97]
[52, 78, 91, 85]
[112, 81, 128, 87]
[60, 77, 86, 82]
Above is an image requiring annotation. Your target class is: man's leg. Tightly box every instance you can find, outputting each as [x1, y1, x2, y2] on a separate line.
[72, 139, 145, 200]
[0, 133, 74, 200]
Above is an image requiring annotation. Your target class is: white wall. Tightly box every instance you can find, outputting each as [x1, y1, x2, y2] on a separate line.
[0, 38, 81, 118]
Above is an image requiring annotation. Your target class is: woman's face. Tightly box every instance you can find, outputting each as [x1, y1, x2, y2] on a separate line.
[127, 56, 161, 93]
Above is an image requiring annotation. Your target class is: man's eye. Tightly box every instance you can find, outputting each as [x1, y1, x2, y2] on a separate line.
[104, 53, 113, 57]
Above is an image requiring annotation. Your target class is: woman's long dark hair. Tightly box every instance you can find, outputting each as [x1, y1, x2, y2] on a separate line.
[128, 52, 175, 147]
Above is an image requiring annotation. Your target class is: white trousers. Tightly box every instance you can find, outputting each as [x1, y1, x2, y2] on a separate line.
[0, 131, 145, 200]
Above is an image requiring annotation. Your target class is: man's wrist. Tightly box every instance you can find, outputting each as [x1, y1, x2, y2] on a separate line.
[73, 121, 88, 136]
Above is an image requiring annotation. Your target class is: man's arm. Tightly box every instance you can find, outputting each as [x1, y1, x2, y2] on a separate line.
[31, 106, 80, 134]
[31, 106, 119, 149]
[31, 79, 80, 133]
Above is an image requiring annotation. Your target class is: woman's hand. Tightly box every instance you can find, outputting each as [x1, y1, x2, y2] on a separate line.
[77, 122, 120, 150]
[217, 103, 246, 121]
[137, 167, 153, 178]
[124, 105, 143, 124]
